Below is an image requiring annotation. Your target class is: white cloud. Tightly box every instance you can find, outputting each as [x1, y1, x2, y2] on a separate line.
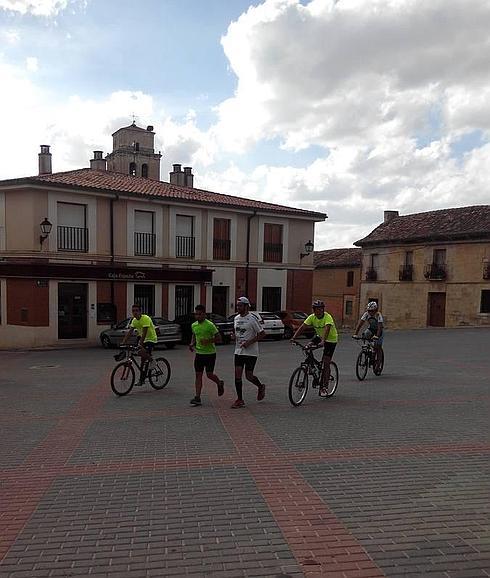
[25, 56, 38, 71]
[0, 0, 68, 16]
[2, 29, 20, 43]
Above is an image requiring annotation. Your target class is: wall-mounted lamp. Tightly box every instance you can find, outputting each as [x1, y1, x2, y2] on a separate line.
[300, 239, 314, 259]
[39, 217, 52, 245]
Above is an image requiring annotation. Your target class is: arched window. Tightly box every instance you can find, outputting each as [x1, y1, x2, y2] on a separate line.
[135, 142, 140, 151]
[141, 163, 148, 178]
[129, 162, 137, 176]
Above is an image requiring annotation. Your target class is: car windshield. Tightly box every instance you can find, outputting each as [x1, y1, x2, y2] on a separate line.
[293, 312, 307, 319]
[152, 317, 170, 325]
[208, 313, 226, 322]
[260, 313, 280, 320]
[116, 319, 130, 329]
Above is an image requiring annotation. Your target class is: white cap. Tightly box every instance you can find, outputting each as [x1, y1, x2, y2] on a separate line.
[237, 296, 250, 305]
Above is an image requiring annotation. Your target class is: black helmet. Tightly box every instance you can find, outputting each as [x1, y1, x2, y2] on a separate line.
[312, 300, 325, 308]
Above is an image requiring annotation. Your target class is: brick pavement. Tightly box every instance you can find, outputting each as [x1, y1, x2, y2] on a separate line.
[0, 328, 489, 577]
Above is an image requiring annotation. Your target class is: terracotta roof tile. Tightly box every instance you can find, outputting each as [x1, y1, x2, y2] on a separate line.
[355, 205, 490, 246]
[314, 248, 362, 268]
[3, 168, 326, 219]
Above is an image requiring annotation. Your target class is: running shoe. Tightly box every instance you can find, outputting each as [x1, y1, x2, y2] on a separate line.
[217, 380, 224, 397]
[190, 397, 202, 406]
[230, 399, 245, 409]
[257, 384, 266, 401]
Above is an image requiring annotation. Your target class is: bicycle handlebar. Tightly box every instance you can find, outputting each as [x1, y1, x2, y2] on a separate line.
[291, 340, 323, 351]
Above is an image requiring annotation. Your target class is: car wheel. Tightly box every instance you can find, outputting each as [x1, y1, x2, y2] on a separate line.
[101, 335, 112, 349]
[165, 343, 176, 349]
[283, 326, 294, 340]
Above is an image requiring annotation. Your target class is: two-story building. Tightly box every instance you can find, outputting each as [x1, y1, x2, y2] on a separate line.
[313, 248, 362, 328]
[355, 207, 490, 329]
[0, 122, 325, 348]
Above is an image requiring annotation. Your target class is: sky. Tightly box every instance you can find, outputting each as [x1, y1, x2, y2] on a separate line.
[1, 0, 490, 249]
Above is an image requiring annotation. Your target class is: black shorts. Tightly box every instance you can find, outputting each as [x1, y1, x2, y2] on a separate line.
[142, 342, 155, 354]
[234, 354, 258, 372]
[310, 336, 336, 358]
[194, 353, 216, 373]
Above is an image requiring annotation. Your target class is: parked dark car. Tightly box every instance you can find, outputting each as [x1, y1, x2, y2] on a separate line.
[275, 310, 315, 340]
[174, 313, 234, 344]
[100, 317, 182, 349]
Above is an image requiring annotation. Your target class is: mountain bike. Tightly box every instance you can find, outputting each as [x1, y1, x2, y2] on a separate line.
[110, 345, 171, 396]
[352, 336, 384, 381]
[288, 341, 339, 406]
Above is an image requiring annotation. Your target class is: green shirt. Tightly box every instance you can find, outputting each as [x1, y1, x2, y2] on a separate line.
[192, 319, 219, 354]
[131, 314, 158, 343]
[304, 312, 338, 343]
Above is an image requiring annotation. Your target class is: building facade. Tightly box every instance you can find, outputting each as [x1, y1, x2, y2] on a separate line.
[0, 123, 325, 348]
[355, 207, 490, 329]
[313, 248, 362, 328]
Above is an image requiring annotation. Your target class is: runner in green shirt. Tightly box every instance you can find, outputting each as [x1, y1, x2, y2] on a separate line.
[189, 305, 224, 406]
[291, 300, 338, 396]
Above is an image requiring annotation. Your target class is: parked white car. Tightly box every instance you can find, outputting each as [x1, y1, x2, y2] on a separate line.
[228, 311, 285, 340]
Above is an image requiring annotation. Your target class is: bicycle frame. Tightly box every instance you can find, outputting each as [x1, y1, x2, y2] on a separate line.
[117, 346, 149, 377]
[295, 343, 324, 387]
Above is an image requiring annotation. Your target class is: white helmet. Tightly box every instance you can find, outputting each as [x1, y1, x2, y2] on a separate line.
[367, 301, 378, 311]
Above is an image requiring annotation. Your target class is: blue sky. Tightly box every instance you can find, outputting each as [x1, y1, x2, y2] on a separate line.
[1, 0, 489, 249]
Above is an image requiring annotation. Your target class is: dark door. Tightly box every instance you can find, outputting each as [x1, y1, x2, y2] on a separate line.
[134, 284, 155, 316]
[175, 285, 194, 318]
[212, 286, 228, 316]
[428, 292, 446, 327]
[262, 287, 282, 312]
[58, 283, 88, 339]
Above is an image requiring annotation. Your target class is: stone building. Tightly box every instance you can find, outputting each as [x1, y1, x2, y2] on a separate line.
[0, 123, 325, 348]
[313, 248, 362, 328]
[355, 206, 490, 328]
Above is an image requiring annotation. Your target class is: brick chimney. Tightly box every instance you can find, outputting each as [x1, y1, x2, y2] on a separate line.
[183, 166, 194, 188]
[169, 164, 186, 186]
[90, 150, 107, 171]
[384, 210, 399, 224]
[38, 145, 52, 175]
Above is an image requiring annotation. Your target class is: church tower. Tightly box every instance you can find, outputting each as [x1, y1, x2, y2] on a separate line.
[106, 121, 162, 180]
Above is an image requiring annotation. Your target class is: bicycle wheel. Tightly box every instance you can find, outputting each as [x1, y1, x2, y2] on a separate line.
[111, 362, 135, 396]
[288, 366, 309, 406]
[373, 348, 384, 376]
[148, 357, 171, 390]
[324, 361, 339, 397]
[355, 351, 368, 381]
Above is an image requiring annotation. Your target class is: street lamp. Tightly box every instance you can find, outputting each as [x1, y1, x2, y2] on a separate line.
[300, 240, 314, 259]
[39, 217, 52, 245]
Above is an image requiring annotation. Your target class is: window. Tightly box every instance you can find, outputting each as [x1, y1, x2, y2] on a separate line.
[405, 251, 413, 266]
[400, 250, 414, 281]
[481, 290, 490, 313]
[176, 215, 195, 258]
[175, 285, 194, 317]
[213, 218, 231, 260]
[345, 300, 353, 316]
[370, 254, 379, 268]
[347, 271, 354, 287]
[134, 210, 155, 256]
[366, 254, 378, 281]
[262, 287, 281, 311]
[135, 142, 140, 151]
[263, 223, 283, 263]
[434, 249, 446, 265]
[129, 162, 137, 176]
[141, 163, 148, 178]
[57, 202, 88, 252]
[134, 284, 155, 316]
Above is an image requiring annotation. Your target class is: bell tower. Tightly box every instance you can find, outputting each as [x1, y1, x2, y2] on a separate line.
[106, 121, 162, 180]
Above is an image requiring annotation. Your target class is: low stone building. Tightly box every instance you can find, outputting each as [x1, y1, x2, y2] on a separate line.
[313, 248, 362, 328]
[355, 206, 490, 329]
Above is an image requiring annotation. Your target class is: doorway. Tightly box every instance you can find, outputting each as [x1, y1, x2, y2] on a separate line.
[134, 284, 155, 316]
[428, 292, 446, 327]
[58, 283, 88, 339]
[175, 285, 194, 318]
[212, 286, 228, 316]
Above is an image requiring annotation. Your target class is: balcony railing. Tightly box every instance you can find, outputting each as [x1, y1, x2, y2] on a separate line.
[365, 267, 377, 281]
[399, 264, 413, 281]
[424, 263, 447, 280]
[213, 238, 231, 260]
[134, 232, 156, 256]
[263, 242, 283, 263]
[57, 226, 88, 252]
[176, 235, 195, 258]
[483, 263, 490, 280]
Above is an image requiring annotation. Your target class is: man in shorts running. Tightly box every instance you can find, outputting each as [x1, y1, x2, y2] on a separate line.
[121, 303, 158, 385]
[230, 297, 266, 409]
[189, 305, 224, 406]
[291, 300, 338, 396]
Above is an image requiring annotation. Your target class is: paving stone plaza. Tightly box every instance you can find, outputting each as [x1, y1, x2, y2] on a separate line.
[0, 328, 489, 577]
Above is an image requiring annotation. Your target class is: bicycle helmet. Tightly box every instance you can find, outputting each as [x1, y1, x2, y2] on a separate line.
[367, 301, 378, 311]
[312, 300, 325, 308]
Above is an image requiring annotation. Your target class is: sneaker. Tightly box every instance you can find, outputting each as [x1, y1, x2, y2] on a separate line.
[190, 397, 202, 406]
[257, 384, 266, 401]
[319, 387, 328, 397]
[230, 399, 245, 409]
[217, 380, 225, 397]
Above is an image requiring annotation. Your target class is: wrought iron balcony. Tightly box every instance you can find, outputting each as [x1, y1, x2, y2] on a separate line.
[213, 238, 231, 260]
[263, 242, 283, 263]
[134, 232, 156, 256]
[399, 264, 413, 281]
[483, 262, 490, 280]
[176, 235, 195, 258]
[424, 263, 447, 280]
[57, 226, 88, 252]
[365, 267, 377, 281]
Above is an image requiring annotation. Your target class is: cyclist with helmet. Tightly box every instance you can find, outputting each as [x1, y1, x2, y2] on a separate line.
[354, 301, 384, 347]
[291, 300, 338, 396]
